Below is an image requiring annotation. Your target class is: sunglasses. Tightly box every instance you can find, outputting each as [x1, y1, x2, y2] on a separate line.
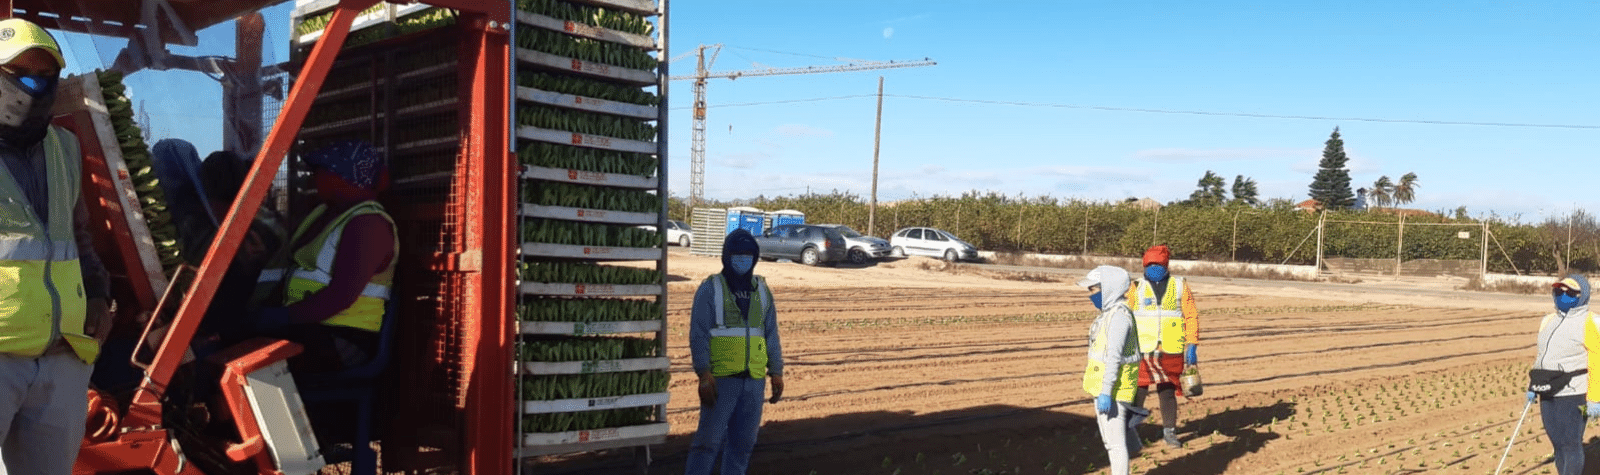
[1554, 288, 1581, 298]
[0, 65, 57, 96]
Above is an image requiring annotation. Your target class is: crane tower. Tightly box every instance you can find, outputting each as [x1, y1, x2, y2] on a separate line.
[669, 45, 934, 211]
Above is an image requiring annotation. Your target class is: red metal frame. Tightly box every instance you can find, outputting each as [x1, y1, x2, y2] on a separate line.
[61, 1, 516, 473]
[212, 339, 304, 474]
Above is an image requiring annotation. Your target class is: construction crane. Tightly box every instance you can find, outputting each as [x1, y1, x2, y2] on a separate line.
[669, 44, 935, 212]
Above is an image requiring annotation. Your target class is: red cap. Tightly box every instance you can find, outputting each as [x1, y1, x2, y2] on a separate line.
[1142, 245, 1170, 267]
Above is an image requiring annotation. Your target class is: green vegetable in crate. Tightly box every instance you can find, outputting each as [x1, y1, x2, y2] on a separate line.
[96, 70, 184, 275]
[519, 261, 657, 285]
[517, 142, 656, 178]
[520, 219, 656, 248]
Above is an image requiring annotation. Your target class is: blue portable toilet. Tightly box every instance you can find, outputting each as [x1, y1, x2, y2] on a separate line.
[726, 207, 766, 236]
[770, 209, 805, 227]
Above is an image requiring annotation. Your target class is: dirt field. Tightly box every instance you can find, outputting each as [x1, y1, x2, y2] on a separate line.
[537, 248, 1591, 475]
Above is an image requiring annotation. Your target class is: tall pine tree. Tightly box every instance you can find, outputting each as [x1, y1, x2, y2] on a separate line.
[1308, 127, 1355, 209]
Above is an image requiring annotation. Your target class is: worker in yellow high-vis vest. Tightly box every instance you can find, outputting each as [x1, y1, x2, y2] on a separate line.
[251, 140, 396, 374]
[686, 229, 784, 475]
[1078, 265, 1148, 475]
[1126, 244, 1198, 448]
[0, 19, 115, 473]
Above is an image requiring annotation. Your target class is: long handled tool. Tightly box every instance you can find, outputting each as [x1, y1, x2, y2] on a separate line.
[1494, 397, 1536, 475]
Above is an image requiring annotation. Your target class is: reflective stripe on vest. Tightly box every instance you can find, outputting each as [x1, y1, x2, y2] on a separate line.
[706, 273, 770, 378]
[0, 126, 98, 363]
[283, 202, 396, 332]
[1131, 277, 1187, 354]
[1082, 304, 1139, 402]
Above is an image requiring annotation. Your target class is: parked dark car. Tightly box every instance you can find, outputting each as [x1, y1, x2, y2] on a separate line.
[752, 224, 848, 266]
[816, 224, 891, 265]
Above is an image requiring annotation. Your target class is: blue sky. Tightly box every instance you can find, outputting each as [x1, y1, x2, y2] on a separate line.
[50, 1, 1598, 223]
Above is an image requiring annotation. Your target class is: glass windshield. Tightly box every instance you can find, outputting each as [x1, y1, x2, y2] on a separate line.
[834, 226, 862, 238]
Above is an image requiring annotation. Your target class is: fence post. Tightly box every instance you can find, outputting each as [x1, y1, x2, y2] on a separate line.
[1481, 221, 1489, 278]
[1316, 211, 1325, 272]
[1082, 206, 1089, 255]
[1396, 213, 1405, 276]
[1232, 210, 1239, 262]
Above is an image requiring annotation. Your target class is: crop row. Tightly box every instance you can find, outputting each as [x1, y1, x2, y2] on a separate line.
[520, 219, 657, 248]
[516, 0, 655, 36]
[518, 336, 659, 362]
[517, 72, 659, 106]
[519, 261, 658, 285]
[523, 181, 658, 214]
[517, 104, 656, 142]
[521, 407, 655, 433]
[520, 371, 669, 401]
[516, 26, 657, 71]
[518, 297, 661, 322]
[517, 142, 656, 178]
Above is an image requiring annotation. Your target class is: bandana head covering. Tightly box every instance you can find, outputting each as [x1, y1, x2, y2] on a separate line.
[303, 140, 385, 191]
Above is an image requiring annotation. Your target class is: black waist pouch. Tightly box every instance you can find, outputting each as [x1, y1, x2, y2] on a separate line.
[1530, 368, 1587, 397]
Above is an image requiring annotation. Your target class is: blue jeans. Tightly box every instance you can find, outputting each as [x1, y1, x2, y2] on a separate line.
[1539, 394, 1585, 475]
[685, 377, 766, 475]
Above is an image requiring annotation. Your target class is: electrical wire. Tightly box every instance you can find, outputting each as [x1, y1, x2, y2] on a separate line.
[673, 93, 1600, 130]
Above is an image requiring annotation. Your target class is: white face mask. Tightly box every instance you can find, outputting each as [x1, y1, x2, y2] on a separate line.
[729, 254, 755, 274]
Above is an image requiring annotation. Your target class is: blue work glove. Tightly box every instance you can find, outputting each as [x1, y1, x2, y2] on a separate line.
[1184, 344, 1198, 365]
[1095, 394, 1116, 417]
[1527, 391, 1537, 404]
[254, 306, 293, 332]
[1588, 402, 1600, 420]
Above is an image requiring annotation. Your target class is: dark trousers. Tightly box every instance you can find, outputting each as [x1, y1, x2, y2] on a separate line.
[1539, 393, 1586, 475]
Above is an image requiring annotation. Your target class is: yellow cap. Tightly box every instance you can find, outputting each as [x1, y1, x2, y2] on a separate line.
[0, 19, 63, 69]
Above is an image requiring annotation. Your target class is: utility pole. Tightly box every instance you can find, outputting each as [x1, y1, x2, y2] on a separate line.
[868, 76, 884, 236]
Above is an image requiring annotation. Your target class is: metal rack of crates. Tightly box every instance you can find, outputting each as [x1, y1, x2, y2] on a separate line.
[289, 0, 669, 471]
[509, 0, 670, 464]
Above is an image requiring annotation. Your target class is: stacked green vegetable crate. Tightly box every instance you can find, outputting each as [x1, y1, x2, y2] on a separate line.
[512, 0, 669, 460]
[290, 0, 669, 466]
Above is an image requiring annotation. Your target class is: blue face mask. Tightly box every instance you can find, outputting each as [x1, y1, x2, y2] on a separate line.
[1556, 291, 1581, 312]
[1089, 291, 1103, 310]
[729, 254, 755, 274]
[17, 75, 54, 97]
[1144, 264, 1168, 282]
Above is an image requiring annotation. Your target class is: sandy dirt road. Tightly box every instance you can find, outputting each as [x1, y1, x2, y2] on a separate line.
[534, 248, 1583, 475]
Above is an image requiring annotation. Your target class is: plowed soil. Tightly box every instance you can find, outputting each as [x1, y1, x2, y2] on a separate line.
[538, 249, 1589, 475]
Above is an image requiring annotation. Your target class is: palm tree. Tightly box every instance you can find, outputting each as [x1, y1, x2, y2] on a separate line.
[1393, 172, 1419, 206]
[1369, 176, 1394, 209]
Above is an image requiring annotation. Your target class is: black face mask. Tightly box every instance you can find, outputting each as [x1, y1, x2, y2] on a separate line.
[0, 71, 56, 147]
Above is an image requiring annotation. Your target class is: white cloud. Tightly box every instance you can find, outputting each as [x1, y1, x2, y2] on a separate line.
[883, 27, 894, 39]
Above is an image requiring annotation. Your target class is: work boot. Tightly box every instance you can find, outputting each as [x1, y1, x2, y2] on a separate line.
[1163, 427, 1183, 448]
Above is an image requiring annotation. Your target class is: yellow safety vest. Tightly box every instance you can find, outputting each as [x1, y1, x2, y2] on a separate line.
[1130, 277, 1188, 354]
[0, 126, 98, 363]
[707, 273, 771, 379]
[281, 202, 396, 332]
[1082, 304, 1139, 402]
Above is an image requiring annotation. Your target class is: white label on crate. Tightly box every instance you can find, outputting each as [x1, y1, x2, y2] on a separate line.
[578, 428, 621, 442]
[572, 322, 620, 335]
[568, 169, 608, 183]
[573, 95, 609, 108]
[563, 20, 601, 37]
[570, 59, 612, 75]
[587, 396, 621, 408]
[572, 283, 616, 295]
[574, 208, 608, 219]
[570, 133, 614, 148]
[581, 360, 622, 373]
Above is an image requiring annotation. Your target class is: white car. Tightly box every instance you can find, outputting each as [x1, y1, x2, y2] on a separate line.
[889, 227, 979, 262]
[640, 219, 694, 247]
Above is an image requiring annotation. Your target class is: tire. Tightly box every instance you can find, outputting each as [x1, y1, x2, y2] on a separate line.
[892, 246, 905, 258]
[943, 249, 958, 262]
[678, 235, 690, 247]
[801, 247, 822, 266]
[848, 248, 869, 265]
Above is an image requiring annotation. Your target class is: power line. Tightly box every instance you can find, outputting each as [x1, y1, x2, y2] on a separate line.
[673, 93, 1600, 130]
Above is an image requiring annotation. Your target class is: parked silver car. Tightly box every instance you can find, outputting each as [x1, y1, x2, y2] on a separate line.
[817, 224, 891, 265]
[752, 224, 847, 266]
[889, 227, 979, 262]
[638, 219, 693, 247]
